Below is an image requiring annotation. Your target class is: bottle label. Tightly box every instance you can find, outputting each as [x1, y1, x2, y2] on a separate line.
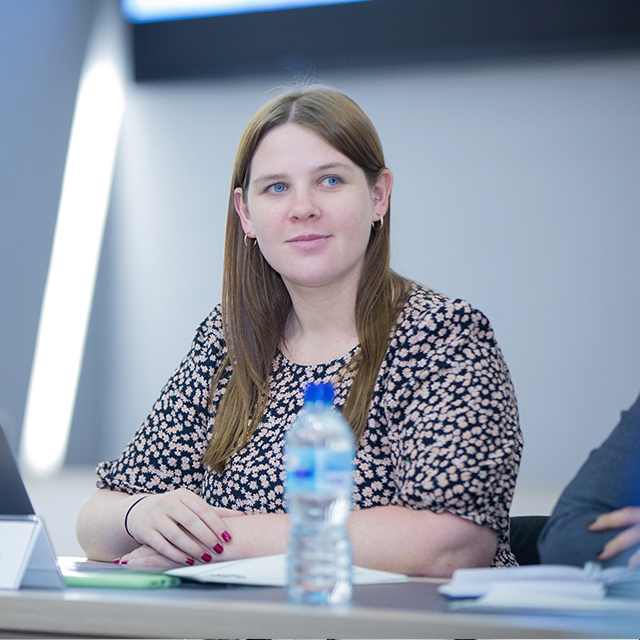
[286, 447, 353, 494]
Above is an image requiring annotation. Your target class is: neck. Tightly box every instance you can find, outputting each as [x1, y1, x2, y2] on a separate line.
[282, 278, 360, 366]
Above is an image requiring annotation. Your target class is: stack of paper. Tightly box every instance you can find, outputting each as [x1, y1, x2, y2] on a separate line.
[438, 563, 640, 617]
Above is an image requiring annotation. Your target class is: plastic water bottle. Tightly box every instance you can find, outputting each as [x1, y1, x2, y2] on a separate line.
[285, 381, 355, 605]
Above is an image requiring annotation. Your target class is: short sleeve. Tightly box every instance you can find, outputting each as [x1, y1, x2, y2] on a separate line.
[382, 295, 522, 539]
[95, 308, 226, 495]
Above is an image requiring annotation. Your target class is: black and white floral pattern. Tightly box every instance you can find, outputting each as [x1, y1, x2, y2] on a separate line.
[97, 283, 522, 566]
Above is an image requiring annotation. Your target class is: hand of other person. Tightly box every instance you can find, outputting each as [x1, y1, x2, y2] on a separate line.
[125, 488, 246, 567]
[588, 506, 640, 567]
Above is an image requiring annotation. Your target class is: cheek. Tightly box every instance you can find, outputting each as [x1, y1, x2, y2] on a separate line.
[249, 211, 283, 258]
[342, 202, 374, 236]
[251, 213, 279, 240]
[254, 236, 286, 276]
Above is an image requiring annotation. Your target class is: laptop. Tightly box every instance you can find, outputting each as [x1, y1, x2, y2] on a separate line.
[0, 424, 35, 516]
[0, 422, 66, 588]
[0, 423, 179, 589]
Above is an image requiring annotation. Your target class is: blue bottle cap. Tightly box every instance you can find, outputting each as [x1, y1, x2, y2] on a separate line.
[303, 381, 335, 405]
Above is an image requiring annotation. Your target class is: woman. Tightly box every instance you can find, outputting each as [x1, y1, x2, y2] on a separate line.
[77, 87, 522, 577]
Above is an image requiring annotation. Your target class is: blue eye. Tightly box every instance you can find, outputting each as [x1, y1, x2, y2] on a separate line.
[268, 182, 286, 194]
[323, 176, 341, 186]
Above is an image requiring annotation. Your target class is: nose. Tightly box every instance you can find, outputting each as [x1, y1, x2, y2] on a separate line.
[288, 187, 319, 221]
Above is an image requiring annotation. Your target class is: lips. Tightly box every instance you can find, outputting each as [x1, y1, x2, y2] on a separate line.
[286, 234, 330, 246]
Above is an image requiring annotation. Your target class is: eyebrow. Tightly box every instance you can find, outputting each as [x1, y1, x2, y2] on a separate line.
[251, 162, 355, 185]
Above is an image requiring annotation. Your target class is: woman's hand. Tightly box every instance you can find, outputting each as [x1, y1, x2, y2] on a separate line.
[117, 543, 182, 569]
[125, 489, 246, 567]
[589, 506, 640, 567]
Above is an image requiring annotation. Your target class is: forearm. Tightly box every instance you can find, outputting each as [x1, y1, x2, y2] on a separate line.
[537, 508, 608, 566]
[215, 512, 289, 561]
[348, 506, 496, 577]
[593, 508, 640, 567]
[220, 505, 496, 578]
[539, 508, 640, 569]
[76, 489, 145, 561]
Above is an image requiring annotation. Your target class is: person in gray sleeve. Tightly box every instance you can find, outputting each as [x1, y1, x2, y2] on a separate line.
[538, 389, 640, 568]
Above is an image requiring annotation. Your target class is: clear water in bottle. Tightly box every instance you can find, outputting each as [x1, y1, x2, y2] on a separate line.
[285, 381, 355, 605]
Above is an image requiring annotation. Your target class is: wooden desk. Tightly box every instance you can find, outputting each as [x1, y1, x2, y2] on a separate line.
[1, 579, 638, 639]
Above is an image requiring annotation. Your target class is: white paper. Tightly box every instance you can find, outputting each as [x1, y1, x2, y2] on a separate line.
[448, 564, 587, 583]
[438, 562, 631, 599]
[167, 553, 408, 586]
[440, 577, 605, 600]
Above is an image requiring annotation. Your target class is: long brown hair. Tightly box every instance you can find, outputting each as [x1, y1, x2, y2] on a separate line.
[203, 87, 411, 473]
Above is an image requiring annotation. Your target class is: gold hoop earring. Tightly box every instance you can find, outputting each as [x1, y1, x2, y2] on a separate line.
[372, 217, 384, 231]
[244, 234, 257, 249]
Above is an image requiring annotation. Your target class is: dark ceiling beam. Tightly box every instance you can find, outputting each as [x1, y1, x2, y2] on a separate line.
[131, 0, 640, 81]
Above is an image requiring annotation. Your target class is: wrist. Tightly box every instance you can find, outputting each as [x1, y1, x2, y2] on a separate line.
[124, 495, 149, 540]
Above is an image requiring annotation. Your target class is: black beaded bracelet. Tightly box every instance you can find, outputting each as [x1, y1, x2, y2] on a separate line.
[124, 495, 148, 539]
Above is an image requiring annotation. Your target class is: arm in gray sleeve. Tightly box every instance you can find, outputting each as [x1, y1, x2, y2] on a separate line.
[537, 390, 640, 567]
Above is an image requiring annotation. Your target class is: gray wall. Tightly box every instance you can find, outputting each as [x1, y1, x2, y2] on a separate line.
[93, 55, 640, 491]
[0, 0, 96, 455]
[1, 1, 638, 495]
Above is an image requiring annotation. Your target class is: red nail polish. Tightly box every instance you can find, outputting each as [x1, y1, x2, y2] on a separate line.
[221, 530, 231, 542]
[120, 560, 128, 565]
[201, 552, 212, 562]
[213, 543, 224, 554]
[113, 558, 121, 564]
[185, 558, 195, 566]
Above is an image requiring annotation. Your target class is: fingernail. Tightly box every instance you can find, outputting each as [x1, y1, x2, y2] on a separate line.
[120, 560, 128, 565]
[213, 543, 224, 554]
[586, 518, 597, 526]
[201, 552, 212, 562]
[185, 558, 195, 566]
[596, 547, 604, 557]
[221, 530, 232, 542]
[113, 558, 121, 564]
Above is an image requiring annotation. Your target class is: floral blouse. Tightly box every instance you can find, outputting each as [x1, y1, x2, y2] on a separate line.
[97, 283, 523, 567]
